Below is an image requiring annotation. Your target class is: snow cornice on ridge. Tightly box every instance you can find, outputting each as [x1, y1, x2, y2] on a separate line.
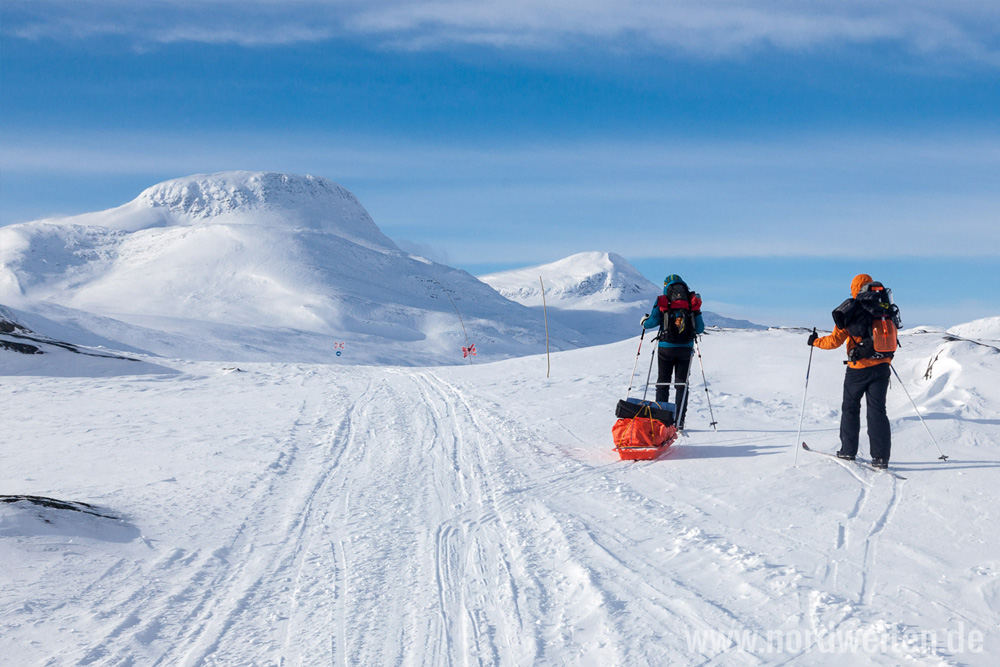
[137, 172, 357, 219]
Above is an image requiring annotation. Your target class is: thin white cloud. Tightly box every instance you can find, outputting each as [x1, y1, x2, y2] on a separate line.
[3, 129, 998, 260]
[4, 0, 1000, 62]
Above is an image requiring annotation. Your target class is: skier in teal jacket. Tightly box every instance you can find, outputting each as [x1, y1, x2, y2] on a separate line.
[641, 274, 705, 429]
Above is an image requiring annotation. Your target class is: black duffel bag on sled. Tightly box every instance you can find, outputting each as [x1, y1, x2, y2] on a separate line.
[615, 397, 675, 426]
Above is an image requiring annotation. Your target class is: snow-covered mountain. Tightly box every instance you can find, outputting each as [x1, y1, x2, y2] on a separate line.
[481, 251, 654, 309]
[0, 172, 584, 364]
[480, 251, 763, 344]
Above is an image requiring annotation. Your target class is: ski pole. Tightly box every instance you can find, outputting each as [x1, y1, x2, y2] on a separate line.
[890, 364, 949, 461]
[628, 327, 647, 393]
[694, 337, 718, 431]
[625, 327, 646, 399]
[792, 329, 816, 467]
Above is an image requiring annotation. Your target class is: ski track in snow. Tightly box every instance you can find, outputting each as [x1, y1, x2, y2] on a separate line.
[2, 328, 999, 665]
[69, 370, 354, 666]
[808, 458, 909, 656]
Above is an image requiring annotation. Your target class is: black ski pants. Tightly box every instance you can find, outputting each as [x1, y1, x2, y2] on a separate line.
[656, 346, 693, 427]
[839, 362, 892, 461]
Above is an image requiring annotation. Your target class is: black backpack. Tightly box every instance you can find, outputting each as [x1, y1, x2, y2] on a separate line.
[832, 281, 902, 361]
[656, 281, 700, 345]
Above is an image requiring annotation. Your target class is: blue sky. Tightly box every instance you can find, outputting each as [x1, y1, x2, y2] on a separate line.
[2, 0, 999, 327]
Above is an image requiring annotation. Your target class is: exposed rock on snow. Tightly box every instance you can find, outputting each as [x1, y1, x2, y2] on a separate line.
[0, 495, 139, 543]
[0, 315, 41, 354]
[0, 304, 176, 376]
[1, 305, 133, 360]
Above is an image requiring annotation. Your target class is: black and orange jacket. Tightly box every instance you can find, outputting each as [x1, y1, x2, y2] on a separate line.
[812, 273, 892, 370]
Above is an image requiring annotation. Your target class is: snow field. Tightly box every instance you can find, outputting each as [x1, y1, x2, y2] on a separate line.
[1, 325, 999, 665]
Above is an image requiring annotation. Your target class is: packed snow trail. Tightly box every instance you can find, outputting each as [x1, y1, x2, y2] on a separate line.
[2, 327, 999, 665]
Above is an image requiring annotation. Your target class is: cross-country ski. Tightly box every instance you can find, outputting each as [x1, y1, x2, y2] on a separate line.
[801, 442, 908, 480]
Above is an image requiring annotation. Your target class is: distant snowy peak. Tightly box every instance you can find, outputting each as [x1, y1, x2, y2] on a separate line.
[481, 251, 767, 331]
[481, 252, 658, 308]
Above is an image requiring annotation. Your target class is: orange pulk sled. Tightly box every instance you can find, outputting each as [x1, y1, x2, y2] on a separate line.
[613, 327, 681, 460]
[612, 401, 678, 460]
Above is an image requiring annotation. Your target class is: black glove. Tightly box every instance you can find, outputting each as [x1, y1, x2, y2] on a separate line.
[807, 330, 818, 346]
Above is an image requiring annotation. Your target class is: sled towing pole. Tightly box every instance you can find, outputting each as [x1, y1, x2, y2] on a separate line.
[676, 372, 691, 432]
[793, 328, 817, 467]
[694, 337, 718, 431]
[625, 326, 647, 399]
[642, 336, 658, 402]
[890, 365, 949, 461]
